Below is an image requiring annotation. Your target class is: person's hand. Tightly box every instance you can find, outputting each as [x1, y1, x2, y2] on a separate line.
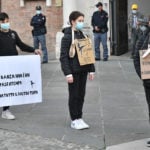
[142, 48, 150, 58]
[136, 21, 140, 25]
[34, 49, 42, 56]
[89, 73, 95, 81]
[95, 26, 100, 31]
[66, 76, 74, 83]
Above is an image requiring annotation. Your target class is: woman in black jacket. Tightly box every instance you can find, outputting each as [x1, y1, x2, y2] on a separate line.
[133, 22, 150, 146]
[60, 11, 95, 130]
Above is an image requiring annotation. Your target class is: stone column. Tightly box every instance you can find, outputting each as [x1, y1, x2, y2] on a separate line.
[101, 0, 110, 55]
[63, 0, 77, 27]
[46, 0, 52, 7]
[55, 0, 77, 59]
[0, 0, 1, 11]
[20, 0, 25, 7]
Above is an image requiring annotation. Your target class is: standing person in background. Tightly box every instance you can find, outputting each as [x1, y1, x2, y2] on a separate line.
[60, 11, 95, 130]
[91, 2, 109, 61]
[128, 4, 144, 59]
[0, 12, 41, 120]
[30, 6, 48, 64]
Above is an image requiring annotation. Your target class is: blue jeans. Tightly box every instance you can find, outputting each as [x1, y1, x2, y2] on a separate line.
[94, 32, 108, 59]
[34, 34, 48, 62]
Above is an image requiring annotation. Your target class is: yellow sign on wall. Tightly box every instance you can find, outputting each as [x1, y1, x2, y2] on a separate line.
[55, 0, 62, 7]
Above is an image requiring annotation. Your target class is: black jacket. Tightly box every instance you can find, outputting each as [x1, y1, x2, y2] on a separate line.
[60, 27, 95, 76]
[30, 14, 47, 36]
[133, 27, 150, 78]
[91, 10, 108, 33]
[0, 30, 35, 56]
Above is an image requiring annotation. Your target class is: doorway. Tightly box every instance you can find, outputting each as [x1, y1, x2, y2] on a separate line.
[110, 0, 128, 55]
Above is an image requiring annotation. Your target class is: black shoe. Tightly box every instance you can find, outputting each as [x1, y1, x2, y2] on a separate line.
[147, 141, 150, 147]
[103, 58, 108, 61]
[95, 58, 100, 61]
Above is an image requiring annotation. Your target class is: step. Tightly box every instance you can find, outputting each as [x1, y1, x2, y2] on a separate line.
[106, 139, 150, 150]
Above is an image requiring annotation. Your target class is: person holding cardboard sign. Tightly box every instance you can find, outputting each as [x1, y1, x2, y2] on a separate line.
[133, 20, 150, 147]
[60, 11, 95, 130]
[0, 12, 42, 120]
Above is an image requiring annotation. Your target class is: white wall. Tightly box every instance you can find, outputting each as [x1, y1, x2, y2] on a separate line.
[63, 0, 77, 27]
[56, 0, 111, 59]
[76, 0, 98, 27]
[76, 0, 111, 55]
[76, 0, 110, 32]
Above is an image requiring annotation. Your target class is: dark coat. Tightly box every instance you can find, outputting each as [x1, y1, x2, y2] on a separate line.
[30, 14, 47, 36]
[133, 27, 150, 78]
[91, 10, 108, 33]
[0, 30, 35, 56]
[133, 27, 150, 120]
[60, 27, 95, 76]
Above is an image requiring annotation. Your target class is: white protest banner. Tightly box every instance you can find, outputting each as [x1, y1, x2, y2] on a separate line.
[0, 55, 42, 107]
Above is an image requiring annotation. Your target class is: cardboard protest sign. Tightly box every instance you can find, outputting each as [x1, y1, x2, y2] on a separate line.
[75, 38, 95, 66]
[140, 50, 150, 79]
[0, 55, 42, 107]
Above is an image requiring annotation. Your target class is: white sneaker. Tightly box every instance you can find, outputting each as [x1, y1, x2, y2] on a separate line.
[147, 140, 150, 147]
[78, 119, 90, 129]
[71, 119, 84, 130]
[1, 110, 15, 120]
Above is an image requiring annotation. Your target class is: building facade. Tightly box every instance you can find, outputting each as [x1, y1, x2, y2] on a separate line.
[0, 0, 150, 58]
[0, 0, 63, 59]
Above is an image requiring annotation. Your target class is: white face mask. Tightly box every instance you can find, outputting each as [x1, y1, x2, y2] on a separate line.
[36, 10, 41, 15]
[0, 23, 10, 30]
[75, 22, 84, 30]
[132, 10, 137, 14]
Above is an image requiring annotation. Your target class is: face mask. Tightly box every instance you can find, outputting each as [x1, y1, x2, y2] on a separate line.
[132, 10, 137, 14]
[36, 10, 41, 15]
[75, 22, 84, 30]
[0, 23, 10, 30]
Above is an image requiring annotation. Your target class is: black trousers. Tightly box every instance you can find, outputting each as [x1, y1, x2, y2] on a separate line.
[143, 80, 150, 120]
[131, 28, 139, 56]
[68, 72, 88, 121]
[3, 106, 9, 111]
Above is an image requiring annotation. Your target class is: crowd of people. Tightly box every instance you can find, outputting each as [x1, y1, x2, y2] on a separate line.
[1, 1, 150, 147]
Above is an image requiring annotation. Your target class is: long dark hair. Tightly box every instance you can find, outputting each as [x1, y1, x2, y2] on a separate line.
[69, 11, 84, 25]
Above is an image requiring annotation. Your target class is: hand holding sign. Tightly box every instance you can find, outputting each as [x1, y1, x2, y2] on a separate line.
[140, 50, 150, 79]
[34, 49, 42, 56]
[142, 46, 150, 59]
[142, 49, 150, 58]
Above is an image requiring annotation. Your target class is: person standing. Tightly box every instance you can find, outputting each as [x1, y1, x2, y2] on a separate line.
[128, 4, 144, 58]
[60, 11, 95, 130]
[30, 6, 48, 63]
[91, 2, 109, 61]
[133, 20, 150, 147]
[0, 12, 42, 120]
